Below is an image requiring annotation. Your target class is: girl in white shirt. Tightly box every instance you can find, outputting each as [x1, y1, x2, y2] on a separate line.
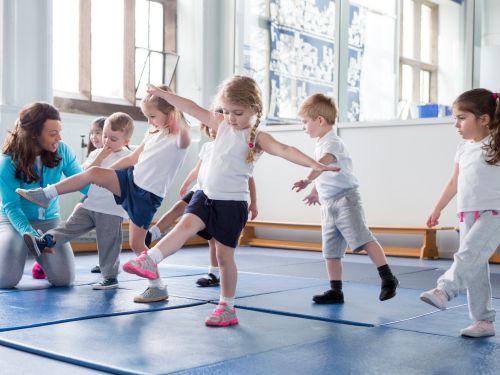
[421, 88, 500, 338]
[123, 75, 339, 327]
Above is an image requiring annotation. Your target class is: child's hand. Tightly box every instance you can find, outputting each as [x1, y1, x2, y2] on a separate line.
[249, 202, 258, 220]
[303, 191, 320, 206]
[179, 185, 188, 197]
[98, 146, 114, 158]
[146, 83, 160, 96]
[426, 210, 441, 228]
[292, 179, 311, 192]
[42, 247, 55, 254]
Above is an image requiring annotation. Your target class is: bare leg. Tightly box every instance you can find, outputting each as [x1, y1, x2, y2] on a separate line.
[154, 213, 205, 258]
[215, 241, 237, 298]
[129, 222, 148, 255]
[55, 166, 121, 197]
[154, 200, 188, 233]
[325, 258, 342, 280]
[208, 238, 218, 267]
[362, 240, 388, 267]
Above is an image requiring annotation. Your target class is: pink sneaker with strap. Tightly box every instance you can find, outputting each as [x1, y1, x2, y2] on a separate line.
[122, 252, 159, 280]
[31, 262, 46, 279]
[205, 302, 239, 327]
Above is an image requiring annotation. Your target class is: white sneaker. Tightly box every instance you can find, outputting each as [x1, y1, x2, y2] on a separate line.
[420, 288, 448, 310]
[460, 321, 496, 338]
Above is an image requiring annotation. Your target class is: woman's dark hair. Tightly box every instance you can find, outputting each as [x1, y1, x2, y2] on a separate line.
[2, 102, 62, 183]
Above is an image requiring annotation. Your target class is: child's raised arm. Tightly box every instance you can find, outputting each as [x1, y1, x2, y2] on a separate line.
[147, 84, 222, 130]
[426, 162, 459, 228]
[248, 176, 258, 220]
[176, 116, 191, 149]
[109, 143, 144, 170]
[256, 132, 340, 172]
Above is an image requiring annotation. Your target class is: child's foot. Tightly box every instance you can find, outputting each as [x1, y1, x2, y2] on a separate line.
[122, 252, 159, 279]
[90, 265, 101, 273]
[23, 232, 56, 257]
[312, 289, 344, 304]
[420, 288, 448, 310]
[379, 275, 399, 301]
[133, 286, 168, 303]
[31, 262, 46, 279]
[460, 321, 496, 338]
[205, 302, 238, 327]
[92, 278, 119, 290]
[196, 273, 220, 287]
[16, 187, 52, 208]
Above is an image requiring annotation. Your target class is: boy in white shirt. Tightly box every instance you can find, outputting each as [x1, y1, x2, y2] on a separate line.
[24, 113, 134, 289]
[293, 94, 398, 304]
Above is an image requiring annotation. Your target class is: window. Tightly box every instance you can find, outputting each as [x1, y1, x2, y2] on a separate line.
[53, 0, 178, 119]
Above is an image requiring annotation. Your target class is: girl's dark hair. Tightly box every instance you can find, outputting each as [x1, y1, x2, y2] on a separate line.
[2, 102, 62, 183]
[454, 88, 500, 165]
[87, 117, 106, 156]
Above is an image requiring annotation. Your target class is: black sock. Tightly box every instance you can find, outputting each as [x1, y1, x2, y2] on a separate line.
[377, 264, 394, 280]
[330, 280, 342, 291]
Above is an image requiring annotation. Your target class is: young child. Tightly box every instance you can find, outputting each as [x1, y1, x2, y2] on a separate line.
[420, 88, 500, 338]
[146, 122, 258, 287]
[17, 85, 190, 303]
[24, 113, 133, 289]
[122, 76, 339, 327]
[292, 93, 398, 304]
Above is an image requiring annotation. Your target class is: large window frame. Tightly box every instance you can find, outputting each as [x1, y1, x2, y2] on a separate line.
[53, 0, 177, 120]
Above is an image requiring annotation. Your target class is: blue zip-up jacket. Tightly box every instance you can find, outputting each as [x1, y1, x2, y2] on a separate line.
[0, 142, 87, 236]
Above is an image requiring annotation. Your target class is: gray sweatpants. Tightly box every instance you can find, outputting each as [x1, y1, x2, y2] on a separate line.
[438, 210, 500, 322]
[0, 215, 75, 288]
[47, 206, 123, 279]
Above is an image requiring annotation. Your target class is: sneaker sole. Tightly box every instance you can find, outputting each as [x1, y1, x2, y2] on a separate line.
[133, 295, 169, 303]
[205, 318, 239, 327]
[92, 284, 119, 290]
[312, 299, 344, 304]
[16, 189, 49, 209]
[461, 330, 496, 338]
[420, 294, 447, 310]
[122, 263, 158, 280]
[23, 234, 42, 257]
[196, 281, 220, 287]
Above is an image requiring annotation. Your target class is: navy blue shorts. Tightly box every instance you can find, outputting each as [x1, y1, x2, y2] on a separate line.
[114, 167, 163, 229]
[184, 190, 248, 248]
[181, 190, 195, 204]
[181, 191, 212, 240]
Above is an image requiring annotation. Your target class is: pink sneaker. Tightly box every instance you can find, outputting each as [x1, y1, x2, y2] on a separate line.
[122, 252, 159, 280]
[31, 262, 46, 279]
[420, 288, 448, 310]
[460, 321, 496, 338]
[205, 302, 239, 327]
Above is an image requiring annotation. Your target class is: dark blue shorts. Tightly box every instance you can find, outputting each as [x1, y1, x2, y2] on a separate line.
[114, 167, 163, 229]
[184, 190, 248, 248]
[181, 191, 212, 240]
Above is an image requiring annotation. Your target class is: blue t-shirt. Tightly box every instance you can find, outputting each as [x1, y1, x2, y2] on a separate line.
[0, 142, 86, 235]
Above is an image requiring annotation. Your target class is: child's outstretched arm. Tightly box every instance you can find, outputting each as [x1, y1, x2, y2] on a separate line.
[109, 143, 144, 170]
[426, 162, 459, 227]
[147, 84, 221, 130]
[248, 176, 258, 219]
[292, 153, 336, 192]
[179, 159, 202, 197]
[256, 132, 340, 172]
[82, 147, 114, 170]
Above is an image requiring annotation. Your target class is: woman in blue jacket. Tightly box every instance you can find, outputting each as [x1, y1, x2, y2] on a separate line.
[0, 102, 83, 288]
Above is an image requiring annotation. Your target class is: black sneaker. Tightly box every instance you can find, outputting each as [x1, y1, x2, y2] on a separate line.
[23, 232, 56, 257]
[92, 278, 118, 290]
[90, 265, 101, 273]
[196, 273, 220, 287]
[145, 230, 153, 247]
[312, 289, 344, 304]
[379, 276, 399, 301]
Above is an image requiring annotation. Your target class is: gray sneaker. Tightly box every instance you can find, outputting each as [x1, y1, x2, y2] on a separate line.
[133, 286, 168, 303]
[92, 278, 119, 290]
[16, 187, 52, 208]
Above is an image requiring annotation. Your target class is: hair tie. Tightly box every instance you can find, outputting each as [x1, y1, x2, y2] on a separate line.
[493, 92, 498, 100]
[248, 143, 254, 149]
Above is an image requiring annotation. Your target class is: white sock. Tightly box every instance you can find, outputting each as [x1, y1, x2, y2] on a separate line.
[149, 277, 165, 288]
[220, 295, 234, 308]
[149, 225, 162, 241]
[209, 266, 220, 278]
[147, 247, 164, 264]
[43, 185, 58, 199]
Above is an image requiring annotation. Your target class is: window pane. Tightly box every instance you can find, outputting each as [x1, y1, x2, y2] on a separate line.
[401, 64, 413, 103]
[402, 0, 414, 59]
[53, 0, 79, 93]
[135, 48, 150, 99]
[420, 70, 430, 103]
[150, 52, 164, 84]
[91, 0, 124, 98]
[149, 2, 164, 51]
[420, 4, 432, 63]
[135, 0, 149, 48]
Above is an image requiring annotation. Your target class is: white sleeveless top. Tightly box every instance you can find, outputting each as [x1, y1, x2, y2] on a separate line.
[203, 122, 257, 201]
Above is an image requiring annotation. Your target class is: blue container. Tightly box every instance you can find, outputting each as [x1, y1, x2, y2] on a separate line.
[418, 104, 439, 118]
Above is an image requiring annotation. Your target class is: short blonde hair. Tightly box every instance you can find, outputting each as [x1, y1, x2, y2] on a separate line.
[105, 112, 134, 139]
[298, 93, 337, 125]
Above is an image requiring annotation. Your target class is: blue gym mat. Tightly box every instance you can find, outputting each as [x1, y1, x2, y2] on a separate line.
[385, 299, 500, 343]
[0, 304, 356, 374]
[174, 326, 500, 375]
[120, 272, 326, 302]
[235, 281, 468, 326]
[0, 344, 106, 374]
[0, 286, 205, 332]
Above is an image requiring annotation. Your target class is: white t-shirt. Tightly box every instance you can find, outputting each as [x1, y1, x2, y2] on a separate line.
[455, 136, 500, 212]
[191, 141, 214, 192]
[81, 148, 130, 219]
[203, 122, 257, 201]
[314, 129, 358, 201]
[133, 131, 188, 198]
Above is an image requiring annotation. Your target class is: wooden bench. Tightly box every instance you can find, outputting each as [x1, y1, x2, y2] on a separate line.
[239, 221, 456, 260]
